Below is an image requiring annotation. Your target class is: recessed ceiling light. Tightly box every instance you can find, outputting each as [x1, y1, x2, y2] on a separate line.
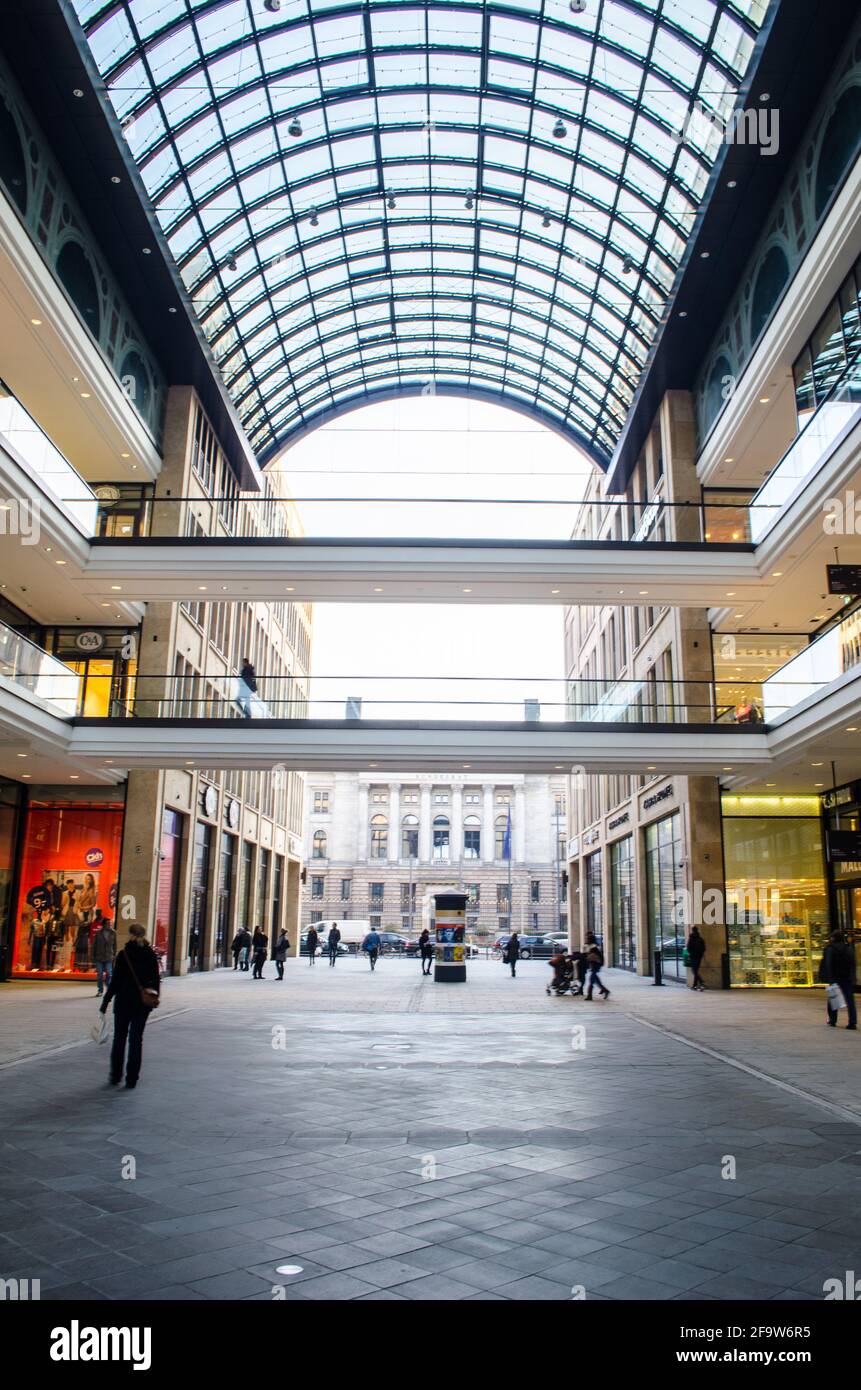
[639, 590, 648, 595]
[462, 587, 472, 593]
[811, 762, 824, 767]
[285, 586, 295, 592]
[72, 88, 84, 98]
[846, 727, 857, 732]
[80, 391, 91, 398]
[121, 452, 130, 458]
[168, 306, 177, 313]
[198, 586, 208, 591]
[759, 396, 770, 404]
[21, 773, 30, 779]
[726, 592, 735, 597]
[724, 456, 734, 463]
[678, 310, 688, 318]
[772, 572, 782, 577]
[110, 175, 121, 185]
[700, 251, 710, 259]
[70, 775, 79, 779]
[723, 767, 733, 771]
[30, 317, 42, 326]
[647, 765, 656, 770]
[55, 560, 66, 565]
[110, 585, 122, 591]
[16, 753, 26, 758]
[374, 587, 384, 593]
[551, 588, 560, 594]
[727, 179, 737, 188]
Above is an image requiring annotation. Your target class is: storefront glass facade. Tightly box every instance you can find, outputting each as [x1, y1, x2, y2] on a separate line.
[610, 836, 636, 971]
[723, 795, 829, 987]
[823, 782, 861, 979]
[10, 796, 124, 981]
[645, 812, 685, 980]
[585, 850, 603, 948]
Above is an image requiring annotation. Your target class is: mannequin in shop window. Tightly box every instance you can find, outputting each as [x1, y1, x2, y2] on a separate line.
[45, 910, 63, 971]
[28, 911, 46, 971]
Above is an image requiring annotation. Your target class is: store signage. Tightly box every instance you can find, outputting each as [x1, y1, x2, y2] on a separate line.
[584, 827, 599, 845]
[643, 784, 674, 812]
[85, 847, 104, 867]
[827, 564, 861, 595]
[567, 837, 579, 858]
[75, 630, 105, 653]
[607, 812, 630, 830]
[822, 785, 857, 811]
[827, 829, 861, 862]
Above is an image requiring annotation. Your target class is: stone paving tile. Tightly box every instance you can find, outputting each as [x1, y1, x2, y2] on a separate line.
[3, 963, 861, 1301]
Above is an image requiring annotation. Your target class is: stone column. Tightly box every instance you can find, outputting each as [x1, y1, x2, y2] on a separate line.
[686, 776, 726, 989]
[357, 782, 369, 861]
[514, 784, 526, 860]
[286, 858, 302, 956]
[419, 784, 432, 862]
[388, 782, 400, 862]
[451, 785, 463, 862]
[482, 783, 495, 863]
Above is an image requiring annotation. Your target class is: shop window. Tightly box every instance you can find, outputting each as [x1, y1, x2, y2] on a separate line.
[724, 805, 828, 987]
[12, 800, 124, 980]
[610, 836, 636, 971]
[644, 813, 684, 979]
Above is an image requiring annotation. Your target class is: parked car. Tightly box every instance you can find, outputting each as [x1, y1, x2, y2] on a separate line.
[492, 933, 568, 961]
[376, 932, 408, 954]
[300, 933, 349, 957]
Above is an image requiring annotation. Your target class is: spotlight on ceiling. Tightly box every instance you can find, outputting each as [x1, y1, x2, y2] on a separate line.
[570, 0, 587, 11]
[465, 194, 474, 209]
[226, 255, 238, 272]
[387, 195, 396, 210]
[542, 210, 551, 228]
[309, 209, 319, 226]
[553, 119, 567, 139]
[288, 117, 302, 137]
[622, 256, 634, 275]
[264, 0, 281, 11]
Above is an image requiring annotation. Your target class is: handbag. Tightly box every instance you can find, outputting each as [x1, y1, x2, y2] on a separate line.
[826, 982, 846, 1010]
[123, 947, 160, 1009]
[89, 1012, 109, 1044]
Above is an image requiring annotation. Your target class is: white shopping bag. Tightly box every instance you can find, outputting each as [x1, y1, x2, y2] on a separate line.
[826, 983, 846, 1010]
[90, 1012, 109, 1044]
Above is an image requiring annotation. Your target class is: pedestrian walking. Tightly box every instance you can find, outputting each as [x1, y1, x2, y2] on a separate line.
[306, 925, 319, 964]
[251, 927, 268, 979]
[272, 928, 290, 980]
[685, 926, 707, 991]
[820, 929, 857, 1030]
[584, 932, 610, 1000]
[504, 931, 520, 978]
[92, 915, 117, 997]
[362, 927, 381, 971]
[236, 926, 252, 971]
[230, 930, 244, 970]
[327, 922, 341, 966]
[99, 923, 160, 1089]
[236, 657, 257, 718]
[419, 927, 433, 976]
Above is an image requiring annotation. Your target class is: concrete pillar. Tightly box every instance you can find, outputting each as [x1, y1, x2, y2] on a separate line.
[482, 783, 495, 863]
[419, 785, 432, 862]
[357, 782, 369, 861]
[634, 827, 651, 976]
[451, 785, 463, 861]
[514, 784, 526, 860]
[286, 858, 302, 957]
[116, 769, 166, 950]
[685, 777, 726, 989]
[660, 389, 701, 542]
[388, 782, 400, 862]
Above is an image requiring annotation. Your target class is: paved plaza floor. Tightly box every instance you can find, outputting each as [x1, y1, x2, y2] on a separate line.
[1, 959, 860, 1301]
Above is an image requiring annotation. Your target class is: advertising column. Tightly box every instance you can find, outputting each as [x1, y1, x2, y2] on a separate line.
[434, 890, 467, 984]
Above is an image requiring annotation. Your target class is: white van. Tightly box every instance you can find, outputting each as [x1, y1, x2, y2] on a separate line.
[311, 920, 371, 953]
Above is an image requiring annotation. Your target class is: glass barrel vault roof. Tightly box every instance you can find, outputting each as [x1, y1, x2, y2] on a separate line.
[73, 0, 767, 467]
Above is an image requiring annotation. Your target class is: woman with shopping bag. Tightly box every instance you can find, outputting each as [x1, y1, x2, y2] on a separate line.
[819, 930, 857, 1030]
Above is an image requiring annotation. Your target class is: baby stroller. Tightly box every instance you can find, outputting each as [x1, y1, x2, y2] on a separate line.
[546, 951, 585, 997]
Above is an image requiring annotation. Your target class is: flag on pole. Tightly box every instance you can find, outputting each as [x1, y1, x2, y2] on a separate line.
[502, 807, 511, 861]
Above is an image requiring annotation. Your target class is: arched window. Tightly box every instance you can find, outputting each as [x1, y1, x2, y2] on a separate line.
[815, 86, 861, 219]
[495, 814, 511, 860]
[401, 814, 419, 860]
[56, 241, 101, 338]
[703, 355, 733, 427]
[312, 829, 327, 859]
[370, 814, 388, 860]
[0, 97, 27, 214]
[120, 350, 151, 416]
[432, 814, 450, 862]
[749, 246, 789, 344]
[463, 815, 481, 860]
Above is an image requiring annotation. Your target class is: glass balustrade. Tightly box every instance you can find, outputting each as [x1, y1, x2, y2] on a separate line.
[749, 353, 861, 543]
[0, 622, 82, 717]
[0, 382, 99, 533]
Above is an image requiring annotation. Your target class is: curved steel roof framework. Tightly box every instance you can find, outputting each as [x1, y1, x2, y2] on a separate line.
[74, 0, 766, 467]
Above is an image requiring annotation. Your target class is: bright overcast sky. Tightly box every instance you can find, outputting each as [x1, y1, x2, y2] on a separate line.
[280, 396, 594, 721]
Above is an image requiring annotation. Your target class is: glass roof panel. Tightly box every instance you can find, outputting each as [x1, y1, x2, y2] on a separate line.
[74, 0, 764, 466]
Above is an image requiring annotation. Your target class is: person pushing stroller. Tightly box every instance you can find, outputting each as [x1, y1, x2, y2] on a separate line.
[546, 948, 586, 996]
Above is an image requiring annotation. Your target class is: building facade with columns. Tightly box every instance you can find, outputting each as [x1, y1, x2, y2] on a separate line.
[302, 773, 567, 941]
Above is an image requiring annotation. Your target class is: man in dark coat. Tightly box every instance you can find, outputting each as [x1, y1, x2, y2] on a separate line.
[686, 926, 707, 991]
[100, 924, 160, 1088]
[820, 929, 857, 1030]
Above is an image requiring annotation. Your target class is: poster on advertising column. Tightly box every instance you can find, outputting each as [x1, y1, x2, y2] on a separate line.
[433, 891, 468, 983]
